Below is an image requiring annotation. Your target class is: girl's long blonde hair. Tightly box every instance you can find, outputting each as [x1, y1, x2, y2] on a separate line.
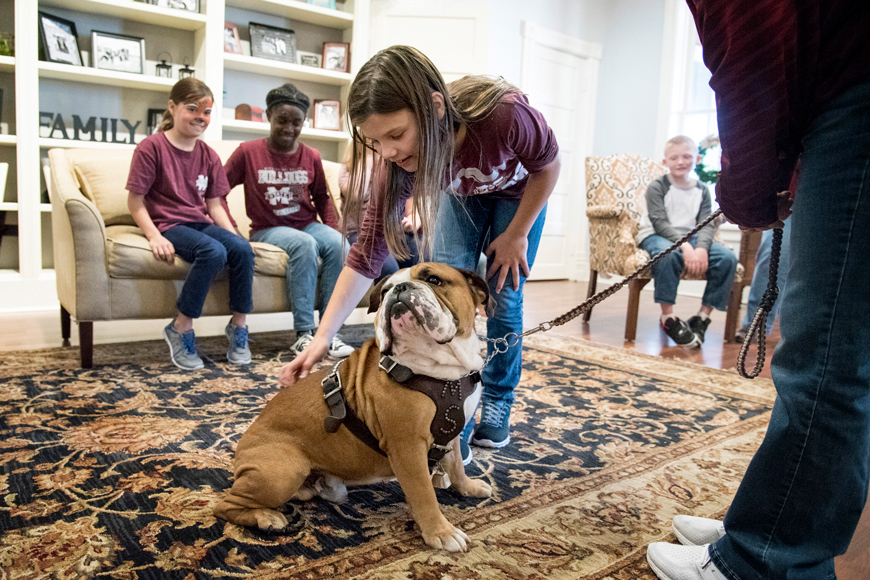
[345, 45, 520, 262]
[159, 78, 214, 133]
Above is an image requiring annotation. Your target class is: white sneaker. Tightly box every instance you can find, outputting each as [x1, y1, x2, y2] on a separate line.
[647, 543, 728, 580]
[328, 335, 354, 357]
[291, 332, 314, 356]
[673, 515, 726, 546]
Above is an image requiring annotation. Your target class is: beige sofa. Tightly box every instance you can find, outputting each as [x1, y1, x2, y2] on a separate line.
[48, 141, 347, 368]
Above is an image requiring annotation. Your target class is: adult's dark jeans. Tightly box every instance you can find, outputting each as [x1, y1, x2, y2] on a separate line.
[163, 222, 254, 318]
[710, 80, 870, 579]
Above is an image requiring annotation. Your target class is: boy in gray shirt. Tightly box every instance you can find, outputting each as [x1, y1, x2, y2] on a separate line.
[636, 135, 738, 347]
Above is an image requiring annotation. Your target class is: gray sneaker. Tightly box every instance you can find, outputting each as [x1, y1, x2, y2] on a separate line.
[225, 322, 251, 365]
[291, 332, 314, 356]
[328, 335, 354, 357]
[164, 321, 204, 370]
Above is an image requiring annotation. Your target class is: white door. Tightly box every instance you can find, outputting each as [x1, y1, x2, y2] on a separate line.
[520, 22, 601, 281]
[369, 1, 490, 82]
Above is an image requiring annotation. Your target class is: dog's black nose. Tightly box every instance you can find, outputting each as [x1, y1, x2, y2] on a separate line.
[393, 282, 411, 293]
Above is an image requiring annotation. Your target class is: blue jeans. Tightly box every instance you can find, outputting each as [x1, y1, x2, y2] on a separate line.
[740, 218, 792, 334]
[638, 234, 738, 311]
[251, 222, 348, 332]
[163, 222, 254, 318]
[710, 81, 870, 580]
[432, 193, 547, 405]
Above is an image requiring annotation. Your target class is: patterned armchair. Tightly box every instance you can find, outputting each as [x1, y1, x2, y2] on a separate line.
[583, 153, 743, 342]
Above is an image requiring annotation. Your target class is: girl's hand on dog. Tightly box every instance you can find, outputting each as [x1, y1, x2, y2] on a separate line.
[280, 336, 329, 385]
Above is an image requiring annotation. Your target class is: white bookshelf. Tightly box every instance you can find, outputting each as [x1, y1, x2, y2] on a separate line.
[222, 53, 352, 85]
[41, 0, 208, 30]
[39, 62, 178, 91]
[221, 119, 349, 143]
[1, 0, 370, 311]
[226, 0, 354, 29]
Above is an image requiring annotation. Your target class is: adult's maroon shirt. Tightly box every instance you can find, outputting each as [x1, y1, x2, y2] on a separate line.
[126, 132, 230, 232]
[346, 92, 559, 279]
[224, 139, 338, 237]
[686, 0, 870, 228]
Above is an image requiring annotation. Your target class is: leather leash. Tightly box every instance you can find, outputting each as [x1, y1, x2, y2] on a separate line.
[482, 209, 782, 380]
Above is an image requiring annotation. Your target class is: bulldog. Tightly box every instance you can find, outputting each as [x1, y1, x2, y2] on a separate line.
[213, 263, 494, 552]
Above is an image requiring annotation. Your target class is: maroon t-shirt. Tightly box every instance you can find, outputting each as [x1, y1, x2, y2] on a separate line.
[347, 92, 559, 278]
[126, 132, 230, 232]
[686, 0, 870, 228]
[224, 139, 338, 236]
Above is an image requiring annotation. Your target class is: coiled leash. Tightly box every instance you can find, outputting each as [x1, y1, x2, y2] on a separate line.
[482, 209, 782, 380]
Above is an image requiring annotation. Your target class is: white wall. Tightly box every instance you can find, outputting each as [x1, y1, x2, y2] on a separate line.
[592, 0, 666, 158]
[370, 0, 609, 85]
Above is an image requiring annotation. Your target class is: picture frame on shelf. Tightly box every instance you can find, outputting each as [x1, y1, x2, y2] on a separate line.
[313, 99, 341, 131]
[38, 11, 83, 66]
[249, 23, 297, 64]
[92, 31, 146, 75]
[322, 42, 350, 73]
[297, 51, 321, 68]
[145, 0, 200, 13]
[147, 108, 165, 135]
[307, 0, 337, 8]
[224, 22, 243, 55]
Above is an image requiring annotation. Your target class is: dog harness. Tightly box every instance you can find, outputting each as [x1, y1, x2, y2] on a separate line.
[321, 357, 482, 474]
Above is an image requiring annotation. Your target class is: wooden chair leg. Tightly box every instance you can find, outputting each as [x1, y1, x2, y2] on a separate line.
[79, 321, 94, 369]
[723, 283, 744, 343]
[582, 269, 598, 322]
[61, 306, 71, 347]
[625, 278, 651, 342]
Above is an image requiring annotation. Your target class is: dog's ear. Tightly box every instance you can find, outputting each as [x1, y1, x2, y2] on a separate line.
[367, 276, 390, 314]
[458, 268, 496, 317]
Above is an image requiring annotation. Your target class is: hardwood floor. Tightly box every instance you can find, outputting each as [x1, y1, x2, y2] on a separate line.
[0, 279, 867, 577]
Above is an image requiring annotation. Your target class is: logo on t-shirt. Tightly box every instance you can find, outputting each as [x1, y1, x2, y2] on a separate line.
[265, 186, 296, 206]
[196, 174, 209, 193]
[450, 160, 528, 195]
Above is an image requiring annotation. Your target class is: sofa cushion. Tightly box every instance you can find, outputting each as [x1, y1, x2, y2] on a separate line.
[105, 225, 288, 279]
[72, 149, 138, 227]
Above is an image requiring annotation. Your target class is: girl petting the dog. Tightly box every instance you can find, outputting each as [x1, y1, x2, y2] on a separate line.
[280, 45, 561, 464]
[126, 78, 255, 370]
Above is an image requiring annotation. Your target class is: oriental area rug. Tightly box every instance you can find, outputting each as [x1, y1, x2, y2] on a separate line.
[0, 326, 775, 579]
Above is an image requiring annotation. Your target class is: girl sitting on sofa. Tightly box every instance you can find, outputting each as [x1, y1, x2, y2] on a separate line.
[126, 78, 255, 370]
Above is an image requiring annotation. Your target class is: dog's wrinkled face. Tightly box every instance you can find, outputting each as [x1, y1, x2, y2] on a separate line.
[368, 263, 491, 356]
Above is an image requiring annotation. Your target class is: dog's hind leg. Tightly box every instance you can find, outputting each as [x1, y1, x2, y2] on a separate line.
[213, 446, 310, 534]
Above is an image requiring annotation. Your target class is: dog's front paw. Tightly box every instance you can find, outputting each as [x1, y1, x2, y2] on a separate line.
[254, 509, 289, 532]
[423, 524, 469, 552]
[453, 477, 492, 498]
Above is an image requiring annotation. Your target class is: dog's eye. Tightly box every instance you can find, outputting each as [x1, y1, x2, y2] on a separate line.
[426, 275, 443, 286]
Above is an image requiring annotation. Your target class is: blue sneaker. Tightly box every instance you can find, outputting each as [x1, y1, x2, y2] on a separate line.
[225, 322, 251, 365]
[472, 398, 511, 448]
[163, 321, 204, 371]
[459, 418, 474, 466]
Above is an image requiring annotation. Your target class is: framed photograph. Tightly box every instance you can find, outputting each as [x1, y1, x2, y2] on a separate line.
[249, 22, 297, 64]
[147, 108, 165, 135]
[224, 21, 243, 54]
[92, 31, 145, 75]
[297, 50, 321, 68]
[145, 0, 200, 13]
[38, 11, 83, 66]
[322, 42, 350, 73]
[313, 99, 341, 131]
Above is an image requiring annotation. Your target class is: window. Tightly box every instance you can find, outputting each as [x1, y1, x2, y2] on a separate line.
[667, 3, 717, 148]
